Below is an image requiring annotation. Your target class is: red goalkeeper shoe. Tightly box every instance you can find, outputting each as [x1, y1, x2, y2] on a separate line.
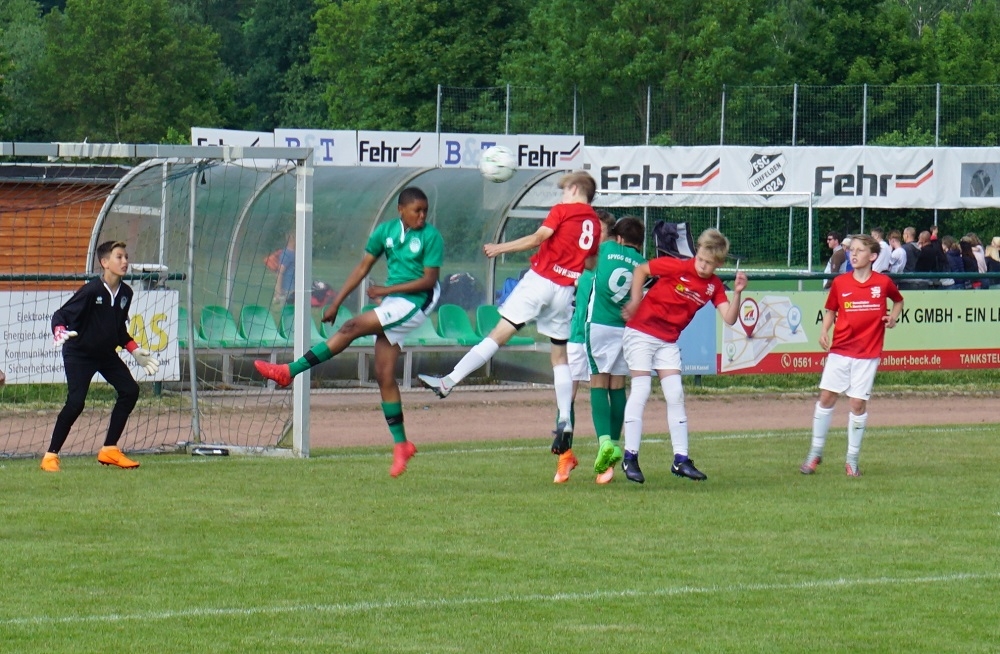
[553, 450, 578, 484]
[254, 360, 292, 388]
[390, 441, 417, 477]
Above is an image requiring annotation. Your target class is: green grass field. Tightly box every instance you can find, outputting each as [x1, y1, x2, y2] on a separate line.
[3, 424, 999, 653]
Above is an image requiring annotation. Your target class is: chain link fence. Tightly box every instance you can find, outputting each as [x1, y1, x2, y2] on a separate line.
[438, 84, 1000, 147]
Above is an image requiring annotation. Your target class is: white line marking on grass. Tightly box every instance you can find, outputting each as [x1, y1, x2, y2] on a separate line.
[3, 571, 997, 627]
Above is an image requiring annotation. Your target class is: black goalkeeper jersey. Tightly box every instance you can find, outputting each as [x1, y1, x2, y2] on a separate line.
[51, 277, 135, 358]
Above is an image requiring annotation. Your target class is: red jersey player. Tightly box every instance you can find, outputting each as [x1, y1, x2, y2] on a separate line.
[619, 228, 748, 484]
[801, 233, 904, 477]
[418, 171, 600, 483]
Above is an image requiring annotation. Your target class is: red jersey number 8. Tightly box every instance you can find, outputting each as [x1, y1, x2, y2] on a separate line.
[578, 219, 595, 250]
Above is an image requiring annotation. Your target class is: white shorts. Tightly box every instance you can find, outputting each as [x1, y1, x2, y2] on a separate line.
[372, 286, 440, 347]
[819, 352, 879, 400]
[623, 327, 682, 373]
[567, 342, 591, 382]
[499, 269, 574, 340]
[588, 323, 628, 375]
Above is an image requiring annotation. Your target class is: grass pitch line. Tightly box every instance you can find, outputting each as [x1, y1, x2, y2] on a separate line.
[3, 571, 997, 628]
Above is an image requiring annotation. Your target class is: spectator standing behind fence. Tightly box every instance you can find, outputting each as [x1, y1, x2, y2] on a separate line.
[942, 236, 964, 289]
[985, 237, 1000, 273]
[870, 227, 891, 273]
[823, 231, 846, 289]
[966, 233, 988, 274]
[901, 227, 920, 273]
[887, 230, 906, 274]
[960, 238, 988, 289]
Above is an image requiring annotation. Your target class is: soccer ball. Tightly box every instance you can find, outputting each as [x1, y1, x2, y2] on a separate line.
[479, 145, 517, 183]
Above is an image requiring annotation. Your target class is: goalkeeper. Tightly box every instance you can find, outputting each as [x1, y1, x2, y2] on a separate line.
[41, 240, 160, 472]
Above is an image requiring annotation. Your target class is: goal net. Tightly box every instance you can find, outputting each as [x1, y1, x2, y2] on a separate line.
[0, 143, 313, 459]
[593, 190, 816, 272]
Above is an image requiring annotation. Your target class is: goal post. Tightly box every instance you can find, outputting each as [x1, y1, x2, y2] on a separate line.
[0, 142, 314, 459]
[593, 190, 816, 272]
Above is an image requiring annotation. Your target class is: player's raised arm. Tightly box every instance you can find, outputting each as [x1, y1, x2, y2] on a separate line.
[717, 270, 748, 326]
[483, 225, 553, 259]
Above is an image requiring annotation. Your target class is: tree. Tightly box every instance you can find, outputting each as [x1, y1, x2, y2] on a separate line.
[0, 0, 48, 141]
[311, 0, 528, 130]
[38, 0, 228, 142]
[238, 0, 320, 130]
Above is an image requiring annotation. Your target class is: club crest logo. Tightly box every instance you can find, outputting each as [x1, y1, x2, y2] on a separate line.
[409, 238, 421, 253]
[120, 297, 127, 308]
[748, 153, 786, 195]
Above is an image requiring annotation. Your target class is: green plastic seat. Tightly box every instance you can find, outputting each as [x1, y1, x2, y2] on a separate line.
[436, 304, 481, 345]
[279, 304, 325, 345]
[476, 305, 534, 345]
[199, 305, 249, 348]
[402, 312, 459, 346]
[177, 306, 207, 349]
[238, 305, 286, 347]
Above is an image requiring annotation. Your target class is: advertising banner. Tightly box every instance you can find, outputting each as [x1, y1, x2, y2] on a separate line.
[438, 133, 584, 170]
[585, 145, 1000, 209]
[274, 129, 356, 166]
[718, 289, 1000, 374]
[1, 291, 180, 384]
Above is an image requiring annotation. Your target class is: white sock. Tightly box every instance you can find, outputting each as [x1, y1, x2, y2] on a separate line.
[624, 376, 652, 454]
[660, 375, 688, 458]
[552, 364, 573, 427]
[810, 403, 834, 458]
[847, 411, 867, 464]
[445, 338, 499, 386]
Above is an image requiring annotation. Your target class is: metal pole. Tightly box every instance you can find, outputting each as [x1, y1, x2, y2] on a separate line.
[718, 84, 726, 234]
[860, 84, 867, 234]
[720, 84, 726, 145]
[435, 84, 442, 134]
[292, 157, 314, 458]
[645, 85, 651, 145]
[573, 85, 578, 135]
[934, 83, 941, 227]
[788, 84, 798, 267]
[186, 165, 201, 443]
[505, 84, 511, 135]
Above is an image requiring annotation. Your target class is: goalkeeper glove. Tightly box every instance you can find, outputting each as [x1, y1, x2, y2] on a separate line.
[126, 343, 160, 375]
[53, 326, 78, 350]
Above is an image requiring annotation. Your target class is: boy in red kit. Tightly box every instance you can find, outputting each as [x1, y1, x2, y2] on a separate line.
[619, 229, 748, 483]
[418, 171, 600, 483]
[801, 234, 904, 477]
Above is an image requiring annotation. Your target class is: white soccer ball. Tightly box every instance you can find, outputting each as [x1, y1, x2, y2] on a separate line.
[479, 145, 517, 183]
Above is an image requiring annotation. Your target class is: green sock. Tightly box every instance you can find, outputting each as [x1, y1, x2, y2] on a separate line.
[609, 388, 626, 441]
[382, 401, 406, 444]
[590, 387, 611, 443]
[288, 342, 333, 376]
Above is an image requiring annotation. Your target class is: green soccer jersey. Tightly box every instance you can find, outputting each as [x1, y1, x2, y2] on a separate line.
[569, 269, 595, 344]
[365, 219, 444, 306]
[588, 240, 646, 327]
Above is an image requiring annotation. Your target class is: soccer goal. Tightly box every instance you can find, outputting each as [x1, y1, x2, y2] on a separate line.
[0, 142, 315, 459]
[594, 190, 816, 273]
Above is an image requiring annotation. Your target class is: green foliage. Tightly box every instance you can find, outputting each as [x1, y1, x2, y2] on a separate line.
[36, 0, 227, 142]
[0, 0, 48, 141]
[2, 427, 999, 650]
[311, 0, 528, 130]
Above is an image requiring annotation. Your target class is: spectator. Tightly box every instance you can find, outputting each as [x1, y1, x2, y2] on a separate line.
[914, 231, 938, 273]
[842, 235, 854, 272]
[823, 231, 846, 288]
[966, 233, 988, 273]
[887, 230, 906, 274]
[985, 236, 1000, 274]
[901, 227, 920, 273]
[871, 226, 891, 273]
[930, 225, 939, 241]
[941, 236, 963, 290]
[961, 238, 989, 289]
